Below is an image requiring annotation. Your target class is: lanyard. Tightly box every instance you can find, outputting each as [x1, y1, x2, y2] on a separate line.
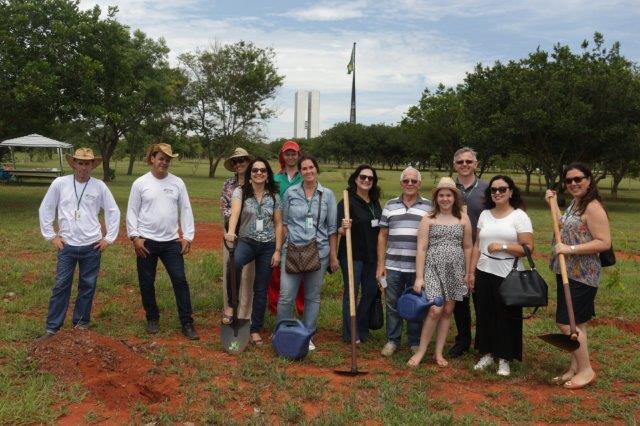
[461, 179, 479, 204]
[366, 202, 377, 219]
[305, 185, 317, 216]
[254, 193, 264, 219]
[73, 179, 89, 212]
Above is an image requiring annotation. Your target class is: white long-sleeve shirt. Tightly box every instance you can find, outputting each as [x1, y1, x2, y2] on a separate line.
[39, 175, 120, 246]
[126, 172, 195, 242]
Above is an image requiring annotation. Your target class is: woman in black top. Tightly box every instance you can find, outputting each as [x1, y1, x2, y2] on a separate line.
[337, 165, 383, 343]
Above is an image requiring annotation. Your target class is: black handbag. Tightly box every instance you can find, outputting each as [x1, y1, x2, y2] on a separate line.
[369, 288, 384, 330]
[599, 245, 616, 267]
[499, 245, 548, 317]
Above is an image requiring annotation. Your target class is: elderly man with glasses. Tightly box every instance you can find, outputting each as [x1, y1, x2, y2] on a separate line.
[448, 147, 489, 358]
[376, 166, 432, 356]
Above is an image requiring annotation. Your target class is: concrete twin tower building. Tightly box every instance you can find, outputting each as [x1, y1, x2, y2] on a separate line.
[294, 90, 320, 139]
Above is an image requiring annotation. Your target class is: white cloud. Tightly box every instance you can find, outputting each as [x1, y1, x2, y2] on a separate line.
[280, 1, 367, 21]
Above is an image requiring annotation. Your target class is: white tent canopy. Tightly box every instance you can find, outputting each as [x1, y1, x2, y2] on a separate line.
[0, 134, 72, 149]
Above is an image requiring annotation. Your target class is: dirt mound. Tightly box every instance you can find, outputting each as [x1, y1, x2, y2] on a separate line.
[29, 330, 179, 409]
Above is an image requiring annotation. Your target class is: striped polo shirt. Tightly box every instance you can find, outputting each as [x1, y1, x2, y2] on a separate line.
[379, 195, 433, 272]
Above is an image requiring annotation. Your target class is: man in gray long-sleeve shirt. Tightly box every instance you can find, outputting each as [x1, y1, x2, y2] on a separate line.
[449, 147, 489, 358]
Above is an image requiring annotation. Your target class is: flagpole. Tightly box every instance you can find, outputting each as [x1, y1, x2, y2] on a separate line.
[349, 42, 356, 124]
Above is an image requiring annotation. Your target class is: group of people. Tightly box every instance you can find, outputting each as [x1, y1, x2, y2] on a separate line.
[37, 142, 610, 390]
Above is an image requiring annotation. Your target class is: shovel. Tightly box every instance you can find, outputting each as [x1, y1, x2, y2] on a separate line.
[221, 240, 251, 354]
[335, 190, 368, 377]
[539, 195, 580, 352]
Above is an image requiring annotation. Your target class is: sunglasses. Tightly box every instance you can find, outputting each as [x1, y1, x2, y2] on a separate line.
[402, 179, 419, 185]
[251, 167, 267, 174]
[490, 186, 510, 194]
[230, 157, 247, 165]
[564, 176, 587, 185]
[358, 174, 374, 182]
[455, 159, 475, 165]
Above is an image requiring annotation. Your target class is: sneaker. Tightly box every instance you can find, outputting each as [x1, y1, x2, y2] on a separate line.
[308, 340, 316, 351]
[448, 343, 469, 358]
[410, 345, 420, 354]
[73, 323, 89, 330]
[35, 331, 56, 343]
[146, 319, 160, 334]
[181, 324, 200, 341]
[473, 354, 495, 371]
[381, 342, 397, 357]
[497, 359, 510, 376]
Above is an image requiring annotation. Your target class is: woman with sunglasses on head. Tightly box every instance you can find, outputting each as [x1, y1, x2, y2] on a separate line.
[277, 155, 339, 351]
[224, 157, 282, 346]
[469, 175, 533, 377]
[337, 165, 383, 343]
[220, 148, 255, 324]
[545, 163, 610, 389]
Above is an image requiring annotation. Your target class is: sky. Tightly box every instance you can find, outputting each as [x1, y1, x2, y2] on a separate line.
[78, 0, 640, 141]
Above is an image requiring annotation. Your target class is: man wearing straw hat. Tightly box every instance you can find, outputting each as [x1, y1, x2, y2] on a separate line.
[126, 143, 199, 340]
[37, 148, 120, 341]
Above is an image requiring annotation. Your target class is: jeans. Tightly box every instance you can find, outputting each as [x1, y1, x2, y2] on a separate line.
[384, 269, 423, 347]
[227, 238, 275, 333]
[136, 239, 194, 326]
[277, 255, 330, 334]
[340, 258, 378, 342]
[45, 244, 101, 332]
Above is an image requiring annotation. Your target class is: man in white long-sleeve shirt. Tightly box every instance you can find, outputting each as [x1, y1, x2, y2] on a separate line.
[126, 143, 199, 340]
[37, 148, 120, 340]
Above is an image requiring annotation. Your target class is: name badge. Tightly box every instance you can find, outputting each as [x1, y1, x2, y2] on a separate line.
[371, 219, 379, 228]
[305, 216, 313, 229]
[255, 219, 264, 232]
[75, 210, 81, 220]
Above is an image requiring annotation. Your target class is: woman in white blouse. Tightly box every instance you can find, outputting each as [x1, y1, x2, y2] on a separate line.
[469, 175, 533, 377]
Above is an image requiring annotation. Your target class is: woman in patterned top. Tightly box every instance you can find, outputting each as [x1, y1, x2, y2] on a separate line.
[408, 177, 473, 368]
[220, 148, 255, 323]
[224, 157, 282, 346]
[546, 163, 611, 389]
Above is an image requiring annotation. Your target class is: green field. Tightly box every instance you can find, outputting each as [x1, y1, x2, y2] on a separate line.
[0, 158, 638, 424]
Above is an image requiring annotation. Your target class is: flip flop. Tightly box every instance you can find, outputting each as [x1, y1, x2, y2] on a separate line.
[251, 337, 264, 347]
[563, 372, 596, 390]
[220, 314, 233, 325]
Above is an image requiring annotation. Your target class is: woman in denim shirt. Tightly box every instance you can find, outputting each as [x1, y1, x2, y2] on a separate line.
[277, 155, 339, 351]
[224, 157, 283, 346]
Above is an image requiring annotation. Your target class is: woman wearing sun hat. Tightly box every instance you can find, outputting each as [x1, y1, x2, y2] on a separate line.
[220, 147, 255, 322]
[407, 177, 473, 368]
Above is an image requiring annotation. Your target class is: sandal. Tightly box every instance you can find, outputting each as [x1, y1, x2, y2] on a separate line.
[220, 314, 233, 325]
[251, 333, 264, 347]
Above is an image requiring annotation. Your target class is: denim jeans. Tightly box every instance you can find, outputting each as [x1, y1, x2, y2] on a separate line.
[227, 238, 275, 333]
[45, 244, 101, 333]
[384, 269, 423, 347]
[277, 255, 329, 334]
[340, 258, 378, 342]
[136, 239, 194, 326]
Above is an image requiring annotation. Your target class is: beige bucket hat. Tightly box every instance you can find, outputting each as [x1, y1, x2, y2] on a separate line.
[65, 148, 102, 169]
[223, 147, 253, 172]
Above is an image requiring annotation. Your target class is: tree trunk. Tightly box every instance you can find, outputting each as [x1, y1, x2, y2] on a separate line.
[522, 168, 532, 194]
[208, 153, 221, 178]
[611, 174, 623, 199]
[102, 150, 113, 182]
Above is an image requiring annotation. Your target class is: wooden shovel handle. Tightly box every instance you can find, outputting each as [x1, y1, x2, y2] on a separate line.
[548, 195, 579, 341]
[343, 190, 356, 316]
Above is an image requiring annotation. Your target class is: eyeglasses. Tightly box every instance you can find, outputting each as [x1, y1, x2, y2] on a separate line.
[358, 174, 374, 182]
[455, 160, 475, 165]
[490, 186, 509, 194]
[564, 176, 587, 185]
[230, 157, 247, 166]
[251, 167, 267, 174]
[402, 179, 419, 185]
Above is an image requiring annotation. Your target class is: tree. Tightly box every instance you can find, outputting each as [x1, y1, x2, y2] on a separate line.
[0, 0, 100, 139]
[179, 41, 284, 178]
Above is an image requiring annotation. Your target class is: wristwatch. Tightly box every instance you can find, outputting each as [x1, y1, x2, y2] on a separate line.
[501, 244, 508, 251]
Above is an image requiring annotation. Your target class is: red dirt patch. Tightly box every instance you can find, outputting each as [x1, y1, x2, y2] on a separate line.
[616, 250, 640, 262]
[592, 317, 640, 334]
[114, 221, 224, 252]
[29, 330, 180, 422]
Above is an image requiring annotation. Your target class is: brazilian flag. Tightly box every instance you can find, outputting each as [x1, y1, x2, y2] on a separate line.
[347, 44, 355, 74]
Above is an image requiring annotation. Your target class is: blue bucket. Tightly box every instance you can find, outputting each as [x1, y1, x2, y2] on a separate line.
[272, 319, 314, 360]
[397, 288, 444, 322]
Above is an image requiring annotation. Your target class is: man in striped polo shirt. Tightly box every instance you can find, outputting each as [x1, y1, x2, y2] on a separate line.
[376, 167, 433, 356]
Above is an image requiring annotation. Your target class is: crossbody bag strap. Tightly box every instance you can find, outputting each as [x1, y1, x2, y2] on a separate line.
[314, 191, 323, 237]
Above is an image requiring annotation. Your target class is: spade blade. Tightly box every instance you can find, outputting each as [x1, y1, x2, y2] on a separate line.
[221, 319, 250, 354]
[539, 333, 580, 352]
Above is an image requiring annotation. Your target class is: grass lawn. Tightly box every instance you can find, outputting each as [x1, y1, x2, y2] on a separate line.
[0, 157, 638, 424]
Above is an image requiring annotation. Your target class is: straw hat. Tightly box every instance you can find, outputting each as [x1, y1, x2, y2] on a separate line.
[65, 148, 102, 169]
[146, 143, 179, 164]
[223, 147, 253, 172]
[432, 176, 458, 195]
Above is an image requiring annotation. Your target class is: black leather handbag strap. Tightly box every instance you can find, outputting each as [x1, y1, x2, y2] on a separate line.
[512, 244, 535, 271]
